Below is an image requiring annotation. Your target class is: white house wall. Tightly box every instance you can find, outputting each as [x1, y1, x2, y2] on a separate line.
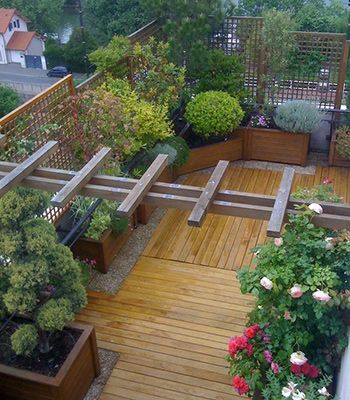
[0, 35, 7, 63]
[3, 15, 28, 45]
[26, 37, 43, 56]
[7, 49, 25, 67]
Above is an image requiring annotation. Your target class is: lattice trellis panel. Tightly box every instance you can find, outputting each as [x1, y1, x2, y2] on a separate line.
[0, 76, 77, 221]
[210, 16, 264, 99]
[266, 32, 346, 109]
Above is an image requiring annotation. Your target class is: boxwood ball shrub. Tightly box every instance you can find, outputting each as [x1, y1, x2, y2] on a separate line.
[185, 91, 244, 138]
[274, 100, 321, 134]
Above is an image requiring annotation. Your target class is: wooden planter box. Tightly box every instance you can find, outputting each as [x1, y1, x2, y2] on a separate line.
[237, 127, 310, 167]
[329, 139, 350, 167]
[0, 322, 100, 400]
[72, 213, 136, 273]
[175, 137, 243, 176]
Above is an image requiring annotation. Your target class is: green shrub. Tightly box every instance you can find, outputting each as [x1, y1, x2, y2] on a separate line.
[11, 324, 39, 356]
[0, 85, 20, 118]
[274, 100, 321, 133]
[0, 188, 87, 356]
[292, 177, 342, 203]
[336, 126, 350, 160]
[146, 136, 189, 168]
[194, 49, 247, 100]
[185, 91, 244, 138]
[89, 35, 131, 74]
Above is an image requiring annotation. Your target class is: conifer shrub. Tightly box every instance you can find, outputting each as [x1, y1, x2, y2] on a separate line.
[274, 100, 321, 134]
[0, 188, 87, 356]
[185, 91, 244, 138]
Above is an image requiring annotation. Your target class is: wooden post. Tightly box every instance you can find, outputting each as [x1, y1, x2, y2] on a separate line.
[335, 39, 350, 109]
[256, 18, 267, 104]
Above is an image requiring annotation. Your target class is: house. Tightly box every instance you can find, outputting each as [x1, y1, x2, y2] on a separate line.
[0, 8, 46, 69]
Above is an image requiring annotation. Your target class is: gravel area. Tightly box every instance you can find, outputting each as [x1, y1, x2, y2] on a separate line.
[87, 208, 166, 294]
[83, 349, 119, 400]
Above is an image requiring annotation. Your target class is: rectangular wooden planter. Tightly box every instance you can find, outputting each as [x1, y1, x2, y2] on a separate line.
[176, 137, 243, 176]
[236, 127, 310, 167]
[329, 139, 350, 167]
[0, 322, 100, 400]
[72, 213, 137, 274]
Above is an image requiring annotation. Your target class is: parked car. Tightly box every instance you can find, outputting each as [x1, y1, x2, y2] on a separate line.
[47, 66, 71, 78]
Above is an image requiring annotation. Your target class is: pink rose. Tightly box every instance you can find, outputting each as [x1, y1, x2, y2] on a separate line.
[260, 277, 273, 290]
[284, 311, 292, 320]
[274, 237, 283, 247]
[312, 290, 331, 302]
[290, 284, 303, 299]
[271, 362, 280, 374]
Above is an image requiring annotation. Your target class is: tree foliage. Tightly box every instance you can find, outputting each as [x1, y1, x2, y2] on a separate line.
[140, 0, 223, 76]
[0, 0, 65, 34]
[0, 85, 19, 118]
[0, 188, 87, 356]
[84, 0, 152, 45]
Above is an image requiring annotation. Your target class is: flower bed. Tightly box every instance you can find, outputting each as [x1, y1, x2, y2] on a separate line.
[227, 204, 350, 398]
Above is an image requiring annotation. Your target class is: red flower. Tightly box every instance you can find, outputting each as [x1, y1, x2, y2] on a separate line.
[307, 364, 320, 378]
[244, 324, 260, 339]
[322, 177, 333, 185]
[246, 343, 254, 356]
[233, 375, 250, 395]
[291, 364, 302, 375]
[228, 336, 249, 357]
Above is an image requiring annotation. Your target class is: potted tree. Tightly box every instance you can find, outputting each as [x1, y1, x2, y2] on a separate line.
[0, 188, 100, 400]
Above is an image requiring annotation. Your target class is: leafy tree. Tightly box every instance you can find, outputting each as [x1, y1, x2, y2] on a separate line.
[295, 0, 348, 33]
[0, 188, 87, 355]
[64, 27, 98, 72]
[44, 38, 66, 69]
[0, 0, 65, 34]
[140, 0, 223, 76]
[0, 85, 20, 118]
[84, 0, 152, 45]
[236, 0, 304, 17]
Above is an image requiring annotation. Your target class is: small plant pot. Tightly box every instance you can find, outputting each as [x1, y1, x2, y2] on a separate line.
[72, 213, 137, 273]
[0, 322, 100, 400]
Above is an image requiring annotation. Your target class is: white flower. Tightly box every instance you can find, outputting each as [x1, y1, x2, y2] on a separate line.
[260, 277, 273, 290]
[274, 237, 283, 247]
[318, 387, 330, 397]
[325, 237, 334, 250]
[308, 203, 323, 214]
[282, 387, 292, 398]
[290, 351, 307, 366]
[292, 390, 305, 400]
[313, 290, 331, 302]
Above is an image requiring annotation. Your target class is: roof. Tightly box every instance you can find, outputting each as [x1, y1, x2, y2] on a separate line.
[0, 8, 30, 34]
[6, 31, 36, 51]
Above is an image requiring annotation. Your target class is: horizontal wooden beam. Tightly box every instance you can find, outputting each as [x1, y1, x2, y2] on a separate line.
[267, 167, 295, 237]
[188, 160, 229, 227]
[116, 154, 168, 218]
[0, 162, 349, 217]
[51, 147, 111, 208]
[0, 141, 58, 198]
[1, 168, 350, 233]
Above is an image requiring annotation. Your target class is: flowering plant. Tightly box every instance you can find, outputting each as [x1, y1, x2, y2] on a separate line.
[292, 177, 342, 204]
[249, 113, 273, 128]
[227, 205, 350, 397]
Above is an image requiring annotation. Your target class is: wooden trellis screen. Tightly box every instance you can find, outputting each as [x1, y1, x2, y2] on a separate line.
[210, 17, 349, 109]
[0, 140, 350, 237]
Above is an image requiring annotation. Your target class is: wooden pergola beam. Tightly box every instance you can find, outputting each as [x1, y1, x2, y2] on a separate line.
[116, 154, 168, 218]
[51, 147, 111, 208]
[0, 141, 58, 197]
[188, 160, 229, 227]
[267, 167, 295, 237]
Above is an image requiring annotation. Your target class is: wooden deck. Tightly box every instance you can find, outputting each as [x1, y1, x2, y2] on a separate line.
[77, 165, 350, 399]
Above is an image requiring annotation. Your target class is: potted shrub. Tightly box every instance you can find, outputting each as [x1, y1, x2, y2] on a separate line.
[227, 205, 350, 398]
[238, 100, 321, 166]
[330, 126, 350, 167]
[182, 90, 245, 171]
[0, 188, 99, 400]
[59, 198, 134, 274]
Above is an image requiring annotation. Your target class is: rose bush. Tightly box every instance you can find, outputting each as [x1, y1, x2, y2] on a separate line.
[227, 205, 350, 398]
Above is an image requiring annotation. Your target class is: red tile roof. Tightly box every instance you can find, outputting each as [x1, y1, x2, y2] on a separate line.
[6, 31, 36, 51]
[0, 8, 30, 34]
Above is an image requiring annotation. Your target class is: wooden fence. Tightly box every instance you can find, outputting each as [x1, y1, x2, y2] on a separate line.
[210, 17, 349, 109]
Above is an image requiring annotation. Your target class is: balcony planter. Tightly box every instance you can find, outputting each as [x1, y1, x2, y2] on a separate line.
[236, 126, 310, 167]
[71, 213, 137, 274]
[0, 322, 100, 400]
